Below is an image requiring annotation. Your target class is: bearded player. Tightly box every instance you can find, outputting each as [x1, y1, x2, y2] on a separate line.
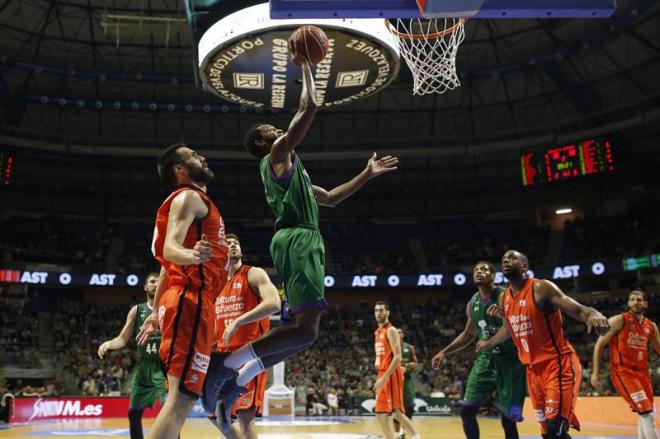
[374, 302, 421, 439]
[476, 250, 609, 439]
[214, 39, 399, 431]
[203, 233, 280, 438]
[98, 273, 166, 439]
[136, 144, 229, 438]
[591, 289, 660, 439]
[432, 261, 525, 439]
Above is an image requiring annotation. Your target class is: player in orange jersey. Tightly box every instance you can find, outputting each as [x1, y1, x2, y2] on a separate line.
[203, 233, 280, 438]
[373, 302, 421, 439]
[591, 289, 660, 439]
[136, 143, 229, 439]
[476, 250, 609, 439]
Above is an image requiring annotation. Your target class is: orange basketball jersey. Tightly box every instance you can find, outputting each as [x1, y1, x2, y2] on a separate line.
[215, 264, 270, 352]
[610, 312, 654, 370]
[503, 278, 575, 365]
[152, 185, 229, 295]
[375, 322, 395, 371]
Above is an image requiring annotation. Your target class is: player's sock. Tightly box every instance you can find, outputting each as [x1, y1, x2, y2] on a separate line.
[639, 417, 644, 438]
[639, 413, 659, 439]
[459, 405, 480, 439]
[237, 358, 265, 387]
[128, 407, 144, 439]
[224, 343, 257, 370]
[500, 415, 519, 439]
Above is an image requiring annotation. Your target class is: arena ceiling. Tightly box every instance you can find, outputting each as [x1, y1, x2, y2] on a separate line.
[0, 0, 658, 161]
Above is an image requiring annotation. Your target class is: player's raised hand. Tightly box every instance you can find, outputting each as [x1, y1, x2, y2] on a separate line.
[431, 351, 445, 370]
[191, 234, 212, 265]
[288, 36, 307, 66]
[136, 313, 159, 346]
[365, 152, 399, 178]
[97, 341, 110, 359]
[586, 309, 609, 335]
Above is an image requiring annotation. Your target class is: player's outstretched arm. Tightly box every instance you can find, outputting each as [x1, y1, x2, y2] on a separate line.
[590, 314, 623, 388]
[222, 267, 281, 345]
[535, 279, 609, 334]
[432, 303, 477, 369]
[98, 305, 137, 358]
[375, 327, 403, 391]
[270, 51, 317, 166]
[312, 153, 399, 207]
[163, 190, 210, 266]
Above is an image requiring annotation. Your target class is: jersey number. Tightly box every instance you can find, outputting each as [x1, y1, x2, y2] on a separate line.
[146, 342, 158, 355]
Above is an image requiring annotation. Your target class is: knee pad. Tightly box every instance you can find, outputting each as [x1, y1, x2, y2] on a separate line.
[546, 417, 569, 439]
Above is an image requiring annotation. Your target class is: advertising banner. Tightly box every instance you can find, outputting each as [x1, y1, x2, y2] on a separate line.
[11, 397, 162, 423]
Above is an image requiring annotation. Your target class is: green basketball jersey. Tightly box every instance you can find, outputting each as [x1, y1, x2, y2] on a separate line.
[470, 288, 517, 357]
[135, 303, 161, 361]
[259, 154, 320, 230]
[401, 342, 415, 378]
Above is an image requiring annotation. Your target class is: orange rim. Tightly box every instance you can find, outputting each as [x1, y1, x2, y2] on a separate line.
[384, 17, 466, 40]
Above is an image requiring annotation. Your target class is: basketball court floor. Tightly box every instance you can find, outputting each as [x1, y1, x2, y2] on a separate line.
[0, 416, 642, 438]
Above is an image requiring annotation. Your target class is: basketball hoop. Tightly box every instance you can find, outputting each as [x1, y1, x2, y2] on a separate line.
[385, 17, 466, 95]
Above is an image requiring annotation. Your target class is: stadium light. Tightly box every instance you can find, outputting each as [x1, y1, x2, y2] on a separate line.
[555, 208, 573, 215]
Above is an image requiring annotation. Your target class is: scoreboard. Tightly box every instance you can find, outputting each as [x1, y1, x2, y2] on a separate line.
[521, 139, 614, 186]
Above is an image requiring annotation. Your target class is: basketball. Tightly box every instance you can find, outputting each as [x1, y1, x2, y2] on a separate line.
[289, 25, 329, 64]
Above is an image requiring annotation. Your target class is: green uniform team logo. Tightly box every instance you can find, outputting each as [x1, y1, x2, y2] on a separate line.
[462, 288, 526, 421]
[130, 303, 167, 409]
[260, 155, 326, 310]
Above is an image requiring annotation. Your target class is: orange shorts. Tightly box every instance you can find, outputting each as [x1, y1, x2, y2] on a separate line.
[375, 368, 404, 414]
[527, 353, 582, 434]
[231, 370, 268, 416]
[159, 284, 216, 398]
[611, 366, 654, 414]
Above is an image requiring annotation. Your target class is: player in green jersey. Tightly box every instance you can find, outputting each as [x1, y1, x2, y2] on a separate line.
[214, 40, 399, 431]
[98, 272, 166, 439]
[394, 328, 418, 439]
[431, 261, 526, 439]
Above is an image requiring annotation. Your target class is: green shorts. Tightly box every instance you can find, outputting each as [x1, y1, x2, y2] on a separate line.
[270, 227, 327, 313]
[130, 360, 167, 409]
[462, 353, 526, 421]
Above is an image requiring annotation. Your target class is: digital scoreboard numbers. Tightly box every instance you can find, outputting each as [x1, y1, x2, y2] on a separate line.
[0, 152, 12, 187]
[521, 139, 614, 186]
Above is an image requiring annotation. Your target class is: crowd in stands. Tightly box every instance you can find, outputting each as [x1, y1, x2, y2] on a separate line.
[53, 302, 136, 396]
[4, 212, 658, 276]
[0, 298, 41, 367]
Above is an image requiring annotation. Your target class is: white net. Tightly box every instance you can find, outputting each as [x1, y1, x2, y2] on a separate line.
[386, 18, 466, 95]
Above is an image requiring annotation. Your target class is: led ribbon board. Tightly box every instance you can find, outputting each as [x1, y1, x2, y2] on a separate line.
[198, 3, 400, 109]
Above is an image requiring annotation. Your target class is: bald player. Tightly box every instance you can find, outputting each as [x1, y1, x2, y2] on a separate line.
[476, 250, 609, 439]
[591, 289, 660, 439]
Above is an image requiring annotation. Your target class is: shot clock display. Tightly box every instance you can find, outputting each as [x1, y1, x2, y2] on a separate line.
[521, 139, 614, 186]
